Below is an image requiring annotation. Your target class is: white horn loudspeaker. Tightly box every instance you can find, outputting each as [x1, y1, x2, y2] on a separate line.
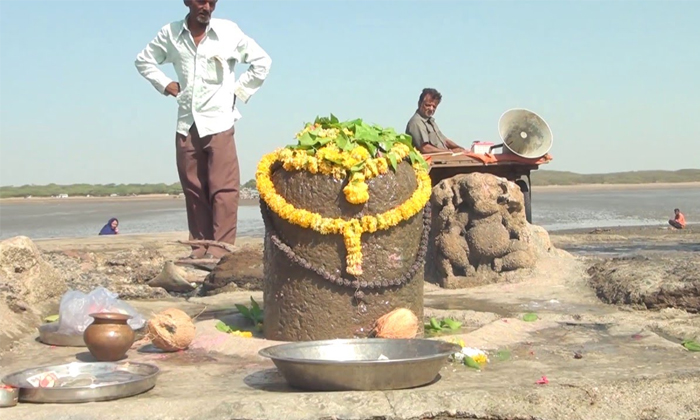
[495, 108, 553, 159]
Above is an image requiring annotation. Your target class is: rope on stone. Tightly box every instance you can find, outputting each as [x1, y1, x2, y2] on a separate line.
[259, 199, 431, 300]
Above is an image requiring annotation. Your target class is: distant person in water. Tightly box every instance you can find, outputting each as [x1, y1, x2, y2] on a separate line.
[99, 218, 119, 235]
[669, 209, 686, 229]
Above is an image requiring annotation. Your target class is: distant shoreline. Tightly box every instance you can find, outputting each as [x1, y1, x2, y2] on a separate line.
[0, 195, 261, 206]
[2, 181, 699, 204]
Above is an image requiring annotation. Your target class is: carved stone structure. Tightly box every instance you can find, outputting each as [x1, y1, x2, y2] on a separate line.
[262, 161, 428, 341]
[426, 173, 538, 288]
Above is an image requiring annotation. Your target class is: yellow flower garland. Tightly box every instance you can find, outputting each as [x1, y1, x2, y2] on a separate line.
[256, 144, 432, 276]
[277, 140, 411, 205]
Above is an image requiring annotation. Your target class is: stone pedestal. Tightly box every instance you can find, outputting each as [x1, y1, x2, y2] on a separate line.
[262, 161, 426, 341]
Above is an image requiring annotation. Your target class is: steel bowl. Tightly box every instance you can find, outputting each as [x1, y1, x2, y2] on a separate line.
[38, 323, 87, 347]
[258, 338, 461, 391]
[0, 386, 19, 408]
[1, 362, 160, 404]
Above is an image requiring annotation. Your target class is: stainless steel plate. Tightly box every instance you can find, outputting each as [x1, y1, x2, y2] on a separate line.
[1, 362, 160, 404]
[259, 338, 460, 391]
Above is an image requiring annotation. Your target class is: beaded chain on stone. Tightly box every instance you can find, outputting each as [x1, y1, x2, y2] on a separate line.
[260, 199, 431, 301]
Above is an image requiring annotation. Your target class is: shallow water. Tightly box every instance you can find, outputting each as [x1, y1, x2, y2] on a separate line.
[0, 187, 697, 240]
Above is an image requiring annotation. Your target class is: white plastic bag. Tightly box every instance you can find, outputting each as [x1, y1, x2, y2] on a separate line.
[55, 287, 145, 335]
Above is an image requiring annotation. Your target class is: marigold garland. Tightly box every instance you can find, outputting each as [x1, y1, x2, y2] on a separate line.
[277, 140, 410, 205]
[256, 115, 432, 277]
[256, 149, 431, 276]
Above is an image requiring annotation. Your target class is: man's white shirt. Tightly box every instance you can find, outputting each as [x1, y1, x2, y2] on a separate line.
[135, 17, 271, 137]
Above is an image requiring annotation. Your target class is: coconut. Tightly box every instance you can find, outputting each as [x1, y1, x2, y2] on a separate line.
[146, 308, 196, 352]
[372, 308, 419, 339]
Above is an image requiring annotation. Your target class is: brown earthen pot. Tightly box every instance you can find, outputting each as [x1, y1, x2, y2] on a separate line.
[83, 313, 135, 361]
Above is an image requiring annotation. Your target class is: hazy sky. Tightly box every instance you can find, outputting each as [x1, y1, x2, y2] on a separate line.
[1, 0, 698, 187]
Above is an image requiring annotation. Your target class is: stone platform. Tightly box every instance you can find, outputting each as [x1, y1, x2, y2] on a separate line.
[2, 252, 699, 420]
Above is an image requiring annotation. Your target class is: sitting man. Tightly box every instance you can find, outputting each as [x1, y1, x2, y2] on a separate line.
[669, 208, 686, 229]
[405, 88, 466, 154]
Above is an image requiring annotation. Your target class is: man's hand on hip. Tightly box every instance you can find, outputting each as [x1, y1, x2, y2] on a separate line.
[165, 82, 181, 97]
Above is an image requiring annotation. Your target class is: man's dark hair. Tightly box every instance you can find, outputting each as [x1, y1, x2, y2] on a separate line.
[419, 88, 442, 106]
[674, 208, 680, 212]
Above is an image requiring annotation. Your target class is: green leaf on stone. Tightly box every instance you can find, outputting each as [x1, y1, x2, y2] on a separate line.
[235, 304, 250, 318]
[495, 349, 511, 361]
[335, 132, 349, 150]
[523, 313, 539, 322]
[215, 321, 231, 333]
[428, 317, 442, 331]
[250, 296, 260, 311]
[298, 132, 317, 147]
[463, 356, 481, 370]
[441, 318, 462, 330]
[357, 139, 377, 157]
[44, 314, 59, 323]
[682, 340, 700, 352]
[387, 153, 398, 171]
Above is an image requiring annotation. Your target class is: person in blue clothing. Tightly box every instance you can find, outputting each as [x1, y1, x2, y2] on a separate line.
[98, 218, 119, 235]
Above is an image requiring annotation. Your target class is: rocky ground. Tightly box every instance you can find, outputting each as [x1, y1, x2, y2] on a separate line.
[0, 224, 698, 420]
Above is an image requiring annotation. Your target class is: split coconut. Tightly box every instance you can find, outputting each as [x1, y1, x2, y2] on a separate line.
[372, 308, 419, 339]
[146, 308, 196, 352]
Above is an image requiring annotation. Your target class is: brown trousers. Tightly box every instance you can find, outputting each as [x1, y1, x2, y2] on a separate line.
[176, 124, 239, 258]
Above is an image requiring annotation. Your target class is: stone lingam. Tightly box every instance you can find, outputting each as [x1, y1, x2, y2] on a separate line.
[256, 115, 432, 342]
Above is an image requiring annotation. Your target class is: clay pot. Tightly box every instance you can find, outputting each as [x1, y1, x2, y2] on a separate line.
[83, 313, 135, 361]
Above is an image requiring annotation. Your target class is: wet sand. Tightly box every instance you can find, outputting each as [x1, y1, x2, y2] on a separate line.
[532, 181, 700, 192]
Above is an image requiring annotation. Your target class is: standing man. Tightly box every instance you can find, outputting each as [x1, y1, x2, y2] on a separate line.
[135, 0, 272, 260]
[405, 88, 466, 154]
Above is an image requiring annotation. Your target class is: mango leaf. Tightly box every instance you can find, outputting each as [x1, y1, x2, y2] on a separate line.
[396, 134, 413, 148]
[335, 132, 349, 150]
[215, 321, 232, 333]
[357, 139, 377, 157]
[387, 153, 398, 171]
[378, 140, 394, 152]
[250, 297, 260, 312]
[330, 113, 339, 124]
[298, 132, 317, 147]
[350, 162, 365, 173]
[355, 124, 379, 143]
[345, 118, 363, 128]
[408, 151, 418, 165]
[441, 318, 462, 330]
[324, 156, 345, 166]
[463, 356, 481, 370]
[235, 304, 251, 318]
[44, 314, 59, 323]
[429, 317, 442, 331]
[315, 137, 332, 147]
[682, 339, 700, 352]
[523, 313, 539, 322]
